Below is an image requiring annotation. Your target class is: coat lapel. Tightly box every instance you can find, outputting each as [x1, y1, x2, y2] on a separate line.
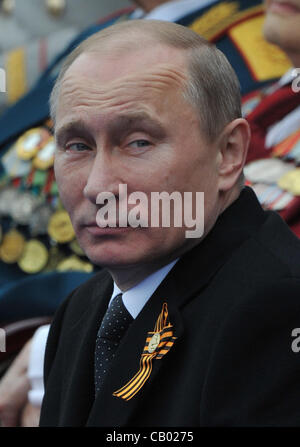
[81, 188, 265, 426]
[58, 272, 113, 426]
[86, 271, 185, 427]
[86, 231, 239, 427]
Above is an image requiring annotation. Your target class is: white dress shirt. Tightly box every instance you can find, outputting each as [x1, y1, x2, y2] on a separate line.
[109, 258, 178, 318]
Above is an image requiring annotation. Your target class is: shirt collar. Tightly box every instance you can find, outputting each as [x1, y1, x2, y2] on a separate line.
[110, 259, 178, 319]
[130, 0, 214, 22]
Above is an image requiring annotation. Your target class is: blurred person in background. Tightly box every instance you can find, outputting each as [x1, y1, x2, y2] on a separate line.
[242, 0, 300, 237]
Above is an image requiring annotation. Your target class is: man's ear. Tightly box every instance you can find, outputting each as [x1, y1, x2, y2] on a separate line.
[217, 118, 251, 192]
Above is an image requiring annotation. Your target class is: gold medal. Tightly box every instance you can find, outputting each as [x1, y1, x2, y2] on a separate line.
[278, 169, 300, 196]
[57, 255, 93, 273]
[0, 229, 25, 263]
[48, 209, 75, 243]
[43, 245, 65, 272]
[18, 240, 49, 274]
[16, 128, 51, 161]
[69, 239, 85, 257]
[1, 0, 15, 15]
[32, 137, 56, 170]
[46, 0, 66, 16]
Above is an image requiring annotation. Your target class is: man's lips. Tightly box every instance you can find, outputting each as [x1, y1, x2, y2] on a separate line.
[83, 224, 131, 236]
[268, 1, 300, 14]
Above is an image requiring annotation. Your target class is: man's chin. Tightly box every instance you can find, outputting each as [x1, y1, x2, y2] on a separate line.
[76, 227, 158, 268]
[80, 243, 143, 269]
[85, 253, 144, 270]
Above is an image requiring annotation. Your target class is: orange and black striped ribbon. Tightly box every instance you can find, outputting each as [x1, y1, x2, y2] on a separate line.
[113, 303, 177, 401]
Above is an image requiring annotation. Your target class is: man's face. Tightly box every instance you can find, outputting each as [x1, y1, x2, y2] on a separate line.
[264, 0, 300, 53]
[54, 45, 221, 269]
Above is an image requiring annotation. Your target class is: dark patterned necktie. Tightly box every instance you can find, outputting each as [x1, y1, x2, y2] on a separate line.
[94, 293, 133, 395]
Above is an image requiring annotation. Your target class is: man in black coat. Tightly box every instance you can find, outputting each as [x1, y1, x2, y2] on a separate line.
[40, 19, 300, 426]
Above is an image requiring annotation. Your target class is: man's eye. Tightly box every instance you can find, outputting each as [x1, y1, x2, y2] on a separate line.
[66, 143, 90, 152]
[129, 140, 151, 148]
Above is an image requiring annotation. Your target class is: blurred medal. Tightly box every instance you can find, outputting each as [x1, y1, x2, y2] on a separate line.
[44, 245, 66, 272]
[29, 202, 54, 236]
[272, 130, 300, 159]
[33, 138, 56, 170]
[10, 191, 40, 225]
[2, 144, 32, 179]
[57, 255, 93, 273]
[0, 187, 20, 216]
[48, 209, 75, 243]
[1, 0, 15, 14]
[18, 239, 49, 274]
[16, 128, 51, 161]
[0, 229, 25, 263]
[278, 169, 300, 195]
[244, 158, 294, 184]
[288, 141, 300, 164]
[69, 239, 85, 257]
[46, 0, 66, 16]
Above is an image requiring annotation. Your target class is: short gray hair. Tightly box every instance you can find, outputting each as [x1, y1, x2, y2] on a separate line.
[50, 19, 242, 142]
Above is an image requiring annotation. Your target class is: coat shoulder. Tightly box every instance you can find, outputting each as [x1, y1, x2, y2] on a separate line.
[253, 211, 300, 279]
[59, 269, 112, 325]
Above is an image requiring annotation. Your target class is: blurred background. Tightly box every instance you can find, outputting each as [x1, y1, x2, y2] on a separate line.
[0, 0, 130, 114]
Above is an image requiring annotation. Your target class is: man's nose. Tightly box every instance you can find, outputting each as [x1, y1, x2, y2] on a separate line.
[83, 152, 120, 204]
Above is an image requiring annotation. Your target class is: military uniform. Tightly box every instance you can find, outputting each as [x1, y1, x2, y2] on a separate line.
[242, 69, 300, 237]
[0, 0, 291, 323]
[133, 0, 291, 94]
[0, 27, 78, 113]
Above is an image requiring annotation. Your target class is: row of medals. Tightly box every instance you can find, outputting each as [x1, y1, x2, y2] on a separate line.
[0, 121, 94, 275]
[242, 91, 300, 212]
[244, 129, 300, 211]
[1, 0, 66, 17]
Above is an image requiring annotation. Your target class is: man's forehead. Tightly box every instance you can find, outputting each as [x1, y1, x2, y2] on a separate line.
[56, 54, 189, 125]
[62, 45, 188, 87]
[55, 46, 191, 130]
[56, 74, 184, 132]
